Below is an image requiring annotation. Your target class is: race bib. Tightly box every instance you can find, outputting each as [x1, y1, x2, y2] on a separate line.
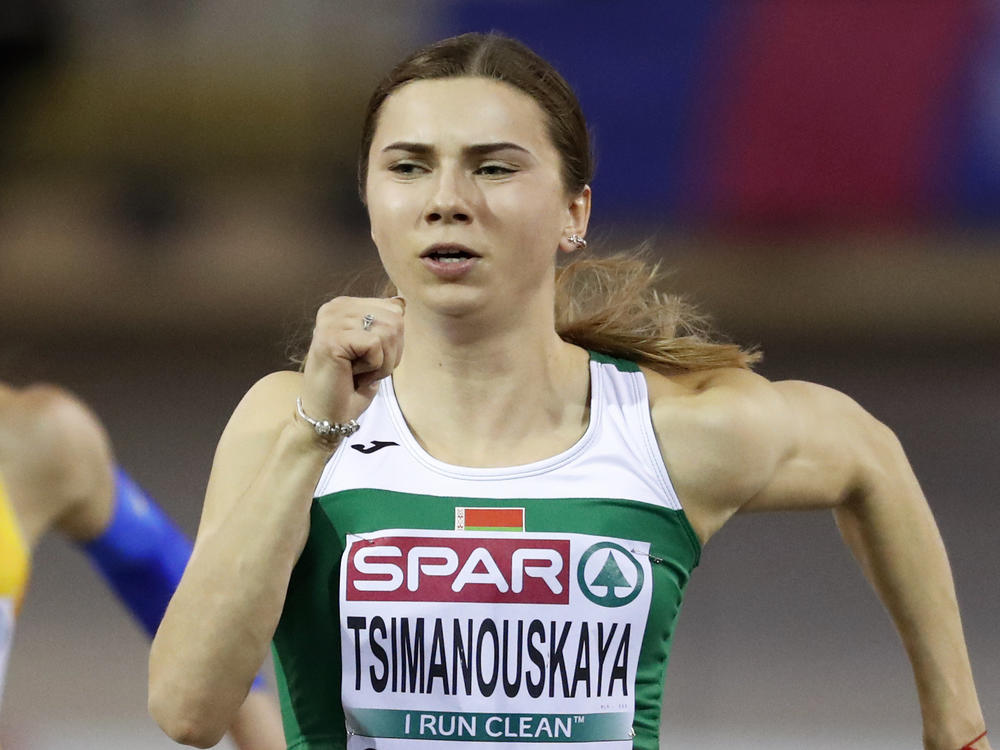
[340, 529, 652, 748]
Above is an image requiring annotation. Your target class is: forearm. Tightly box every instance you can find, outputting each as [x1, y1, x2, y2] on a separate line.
[227, 689, 288, 750]
[834, 462, 988, 749]
[149, 420, 332, 745]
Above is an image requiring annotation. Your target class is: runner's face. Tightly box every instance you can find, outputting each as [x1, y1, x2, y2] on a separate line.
[365, 77, 587, 316]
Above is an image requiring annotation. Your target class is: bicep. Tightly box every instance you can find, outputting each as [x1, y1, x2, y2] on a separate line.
[654, 373, 893, 541]
[739, 380, 888, 514]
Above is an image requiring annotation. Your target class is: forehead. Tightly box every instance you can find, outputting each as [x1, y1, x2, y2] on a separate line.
[372, 77, 553, 152]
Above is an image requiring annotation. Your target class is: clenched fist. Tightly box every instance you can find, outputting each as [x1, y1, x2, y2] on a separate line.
[298, 296, 405, 429]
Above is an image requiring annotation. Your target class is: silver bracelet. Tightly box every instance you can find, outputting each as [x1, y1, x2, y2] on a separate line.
[295, 397, 360, 443]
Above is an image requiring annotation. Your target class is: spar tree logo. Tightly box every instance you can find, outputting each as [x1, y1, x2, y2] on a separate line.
[577, 542, 644, 607]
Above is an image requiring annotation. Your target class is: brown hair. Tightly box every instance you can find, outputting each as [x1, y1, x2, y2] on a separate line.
[358, 32, 591, 201]
[357, 32, 758, 373]
[552, 254, 759, 372]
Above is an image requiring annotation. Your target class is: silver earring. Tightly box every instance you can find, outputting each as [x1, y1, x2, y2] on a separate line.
[567, 234, 587, 249]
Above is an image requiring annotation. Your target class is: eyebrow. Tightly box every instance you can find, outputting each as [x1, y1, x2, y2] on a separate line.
[381, 141, 532, 157]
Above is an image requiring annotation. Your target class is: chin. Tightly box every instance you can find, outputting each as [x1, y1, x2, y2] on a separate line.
[421, 285, 491, 318]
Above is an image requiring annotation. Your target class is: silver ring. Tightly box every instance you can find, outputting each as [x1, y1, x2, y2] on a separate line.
[362, 313, 375, 331]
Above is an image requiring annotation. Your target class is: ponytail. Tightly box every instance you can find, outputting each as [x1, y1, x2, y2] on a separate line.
[554, 253, 760, 373]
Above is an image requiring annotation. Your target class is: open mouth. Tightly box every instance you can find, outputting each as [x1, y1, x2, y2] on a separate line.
[421, 244, 479, 263]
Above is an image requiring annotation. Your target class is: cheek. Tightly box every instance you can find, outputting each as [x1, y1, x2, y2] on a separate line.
[368, 201, 411, 277]
[368, 191, 408, 243]
[491, 191, 565, 244]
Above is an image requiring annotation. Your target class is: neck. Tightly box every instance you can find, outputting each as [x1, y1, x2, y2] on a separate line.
[389, 304, 591, 465]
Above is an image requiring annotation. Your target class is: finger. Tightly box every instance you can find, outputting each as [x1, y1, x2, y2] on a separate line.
[363, 299, 405, 373]
[345, 304, 399, 337]
[308, 296, 402, 379]
[352, 340, 393, 391]
[363, 330, 402, 383]
[347, 335, 385, 375]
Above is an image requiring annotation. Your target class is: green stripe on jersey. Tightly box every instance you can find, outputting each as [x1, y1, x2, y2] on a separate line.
[587, 350, 640, 372]
[350, 707, 632, 742]
[273, 489, 699, 750]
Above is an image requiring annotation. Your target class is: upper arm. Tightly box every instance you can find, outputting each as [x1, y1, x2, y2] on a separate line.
[650, 369, 899, 542]
[193, 370, 302, 543]
[739, 379, 896, 513]
[744, 381, 930, 583]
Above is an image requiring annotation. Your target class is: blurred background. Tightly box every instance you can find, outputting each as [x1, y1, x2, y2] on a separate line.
[1, 1, 997, 748]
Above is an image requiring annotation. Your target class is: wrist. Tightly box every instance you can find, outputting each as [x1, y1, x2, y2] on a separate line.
[958, 730, 988, 750]
[925, 727, 988, 750]
[285, 415, 341, 456]
[294, 397, 359, 450]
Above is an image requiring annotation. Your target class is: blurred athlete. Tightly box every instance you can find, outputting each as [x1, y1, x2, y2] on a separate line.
[0, 380, 286, 749]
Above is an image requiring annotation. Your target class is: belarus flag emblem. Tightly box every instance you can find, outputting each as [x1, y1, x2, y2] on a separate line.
[454, 506, 525, 532]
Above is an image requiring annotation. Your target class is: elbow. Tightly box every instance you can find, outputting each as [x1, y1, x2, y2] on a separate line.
[148, 680, 228, 748]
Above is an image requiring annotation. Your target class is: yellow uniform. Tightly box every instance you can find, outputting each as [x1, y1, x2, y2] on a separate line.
[0, 472, 30, 710]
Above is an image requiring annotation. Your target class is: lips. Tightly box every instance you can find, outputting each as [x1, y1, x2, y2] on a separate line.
[419, 243, 481, 279]
[420, 243, 481, 262]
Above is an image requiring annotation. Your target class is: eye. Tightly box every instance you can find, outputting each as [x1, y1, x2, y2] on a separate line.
[475, 163, 517, 177]
[388, 161, 427, 177]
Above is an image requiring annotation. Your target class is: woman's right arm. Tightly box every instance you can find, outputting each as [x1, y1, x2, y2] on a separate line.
[149, 296, 404, 747]
[148, 370, 329, 746]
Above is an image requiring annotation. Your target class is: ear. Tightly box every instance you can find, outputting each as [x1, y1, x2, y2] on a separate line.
[559, 185, 592, 254]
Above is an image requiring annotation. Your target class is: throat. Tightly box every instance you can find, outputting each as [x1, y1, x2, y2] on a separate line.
[406, 406, 592, 468]
[389, 348, 592, 468]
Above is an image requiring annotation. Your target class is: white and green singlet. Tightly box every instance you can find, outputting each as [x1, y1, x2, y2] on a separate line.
[272, 353, 701, 750]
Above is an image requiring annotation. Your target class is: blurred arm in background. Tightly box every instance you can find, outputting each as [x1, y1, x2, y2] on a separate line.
[0, 381, 286, 749]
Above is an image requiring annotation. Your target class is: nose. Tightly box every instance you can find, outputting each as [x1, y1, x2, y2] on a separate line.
[425, 166, 473, 224]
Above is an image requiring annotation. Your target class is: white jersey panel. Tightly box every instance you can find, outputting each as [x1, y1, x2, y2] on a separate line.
[315, 358, 683, 511]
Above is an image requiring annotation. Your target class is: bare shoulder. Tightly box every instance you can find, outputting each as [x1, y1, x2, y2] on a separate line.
[196, 370, 303, 536]
[0, 383, 113, 543]
[643, 366, 788, 465]
[221, 369, 304, 436]
[645, 366, 869, 435]
[208, 369, 303, 480]
[644, 366, 783, 422]
[1, 383, 107, 462]
[641, 368, 785, 521]
[642, 367, 894, 542]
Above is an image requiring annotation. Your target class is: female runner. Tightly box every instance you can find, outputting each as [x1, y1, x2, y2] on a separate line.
[149, 33, 990, 750]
